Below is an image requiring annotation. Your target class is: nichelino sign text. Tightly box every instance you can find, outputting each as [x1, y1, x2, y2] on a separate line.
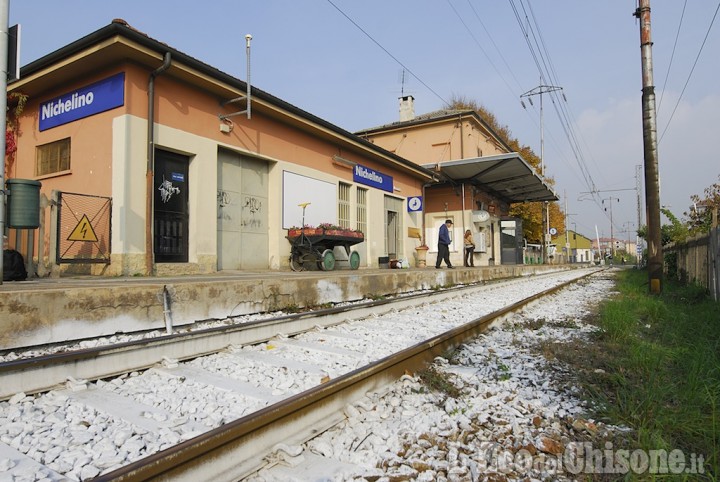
[39, 73, 125, 131]
[353, 164, 393, 193]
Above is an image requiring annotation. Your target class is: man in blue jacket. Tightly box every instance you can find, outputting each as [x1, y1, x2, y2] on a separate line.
[435, 219, 454, 269]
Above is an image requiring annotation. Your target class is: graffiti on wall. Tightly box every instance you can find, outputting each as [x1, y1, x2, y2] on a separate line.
[158, 177, 180, 203]
[242, 196, 264, 229]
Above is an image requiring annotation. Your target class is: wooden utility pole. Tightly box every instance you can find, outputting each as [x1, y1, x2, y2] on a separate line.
[635, 0, 663, 293]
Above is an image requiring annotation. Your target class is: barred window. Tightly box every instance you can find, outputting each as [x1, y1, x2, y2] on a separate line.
[36, 138, 71, 176]
[339, 182, 351, 229]
[356, 187, 367, 235]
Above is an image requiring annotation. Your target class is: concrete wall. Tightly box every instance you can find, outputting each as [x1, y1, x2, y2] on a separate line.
[0, 265, 575, 351]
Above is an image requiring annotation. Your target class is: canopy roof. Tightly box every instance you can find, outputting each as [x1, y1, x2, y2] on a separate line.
[422, 153, 558, 203]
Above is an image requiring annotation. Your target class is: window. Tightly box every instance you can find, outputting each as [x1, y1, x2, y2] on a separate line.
[339, 182, 351, 229]
[36, 138, 70, 176]
[356, 187, 367, 235]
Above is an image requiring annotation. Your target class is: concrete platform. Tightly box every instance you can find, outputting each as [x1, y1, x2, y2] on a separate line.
[0, 265, 573, 351]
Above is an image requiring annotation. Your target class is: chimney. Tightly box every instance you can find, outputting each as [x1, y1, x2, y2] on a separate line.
[399, 95, 415, 122]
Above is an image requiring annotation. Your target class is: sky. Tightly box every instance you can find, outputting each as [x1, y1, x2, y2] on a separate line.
[9, 1, 720, 241]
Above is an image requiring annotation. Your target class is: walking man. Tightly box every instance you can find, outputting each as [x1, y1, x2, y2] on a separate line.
[435, 219, 454, 269]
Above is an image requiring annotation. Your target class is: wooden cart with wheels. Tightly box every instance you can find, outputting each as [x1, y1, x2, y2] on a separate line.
[287, 229, 363, 272]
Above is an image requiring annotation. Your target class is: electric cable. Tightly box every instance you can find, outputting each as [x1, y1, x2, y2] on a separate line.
[325, 0, 449, 106]
[657, 0, 688, 116]
[659, 1, 720, 144]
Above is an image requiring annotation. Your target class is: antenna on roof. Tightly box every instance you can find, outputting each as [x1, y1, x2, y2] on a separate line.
[395, 68, 415, 97]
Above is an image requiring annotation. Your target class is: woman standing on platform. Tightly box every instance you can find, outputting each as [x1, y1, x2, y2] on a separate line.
[464, 230, 475, 267]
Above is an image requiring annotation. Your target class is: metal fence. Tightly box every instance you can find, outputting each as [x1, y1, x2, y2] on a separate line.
[57, 192, 112, 264]
[664, 227, 720, 301]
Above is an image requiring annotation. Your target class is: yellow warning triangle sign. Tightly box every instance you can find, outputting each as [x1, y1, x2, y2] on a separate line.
[67, 214, 98, 242]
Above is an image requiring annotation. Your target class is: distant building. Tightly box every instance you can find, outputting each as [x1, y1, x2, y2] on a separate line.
[553, 230, 593, 263]
[592, 237, 636, 258]
[356, 96, 557, 266]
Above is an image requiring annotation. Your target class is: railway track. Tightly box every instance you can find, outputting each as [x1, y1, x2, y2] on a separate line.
[0, 268, 604, 481]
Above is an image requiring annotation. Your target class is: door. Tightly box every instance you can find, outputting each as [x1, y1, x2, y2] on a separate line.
[217, 150, 243, 269]
[217, 149, 269, 270]
[384, 195, 403, 259]
[154, 150, 189, 263]
[500, 218, 523, 265]
[386, 211, 398, 258]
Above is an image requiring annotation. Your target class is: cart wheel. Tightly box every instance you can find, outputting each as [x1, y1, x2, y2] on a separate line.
[349, 251, 360, 270]
[290, 255, 305, 272]
[319, 249, 335, 271]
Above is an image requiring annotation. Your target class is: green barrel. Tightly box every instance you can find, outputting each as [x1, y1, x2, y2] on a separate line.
[6, 179, 42, 229]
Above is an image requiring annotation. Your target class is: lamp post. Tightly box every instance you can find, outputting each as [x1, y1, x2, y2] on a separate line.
[521, 84, 564, 264]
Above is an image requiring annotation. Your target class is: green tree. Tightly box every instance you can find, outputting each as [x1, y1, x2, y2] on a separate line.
[684, 174, 720, 234]
[638, 208, 689, 246]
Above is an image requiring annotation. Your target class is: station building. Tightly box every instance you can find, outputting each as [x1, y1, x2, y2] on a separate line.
[5, 20, 436, 277]
[356, 96, 557, 268]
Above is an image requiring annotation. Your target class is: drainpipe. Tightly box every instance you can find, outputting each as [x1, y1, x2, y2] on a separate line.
[421, 181, 435, 246]
[162, 285, 174, 334]
[461, 183, 466, 245]
[145, 53, 172, 275]
[459, 116, 464, 159]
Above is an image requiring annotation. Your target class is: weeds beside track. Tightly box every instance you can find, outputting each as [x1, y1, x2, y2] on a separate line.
[567, 269, 720, 479]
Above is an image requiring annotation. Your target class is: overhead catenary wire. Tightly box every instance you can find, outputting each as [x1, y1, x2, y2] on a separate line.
[326, 0, 586, 190]
[656, 0, 688, 116]
[464, 0, 526, 94]
[327, 0, 612, 225]
[445, 0, 588, 192]
[325, 0, 449, 107]
[525, 1, 605, 192]
[508, 0, 604, 213]
[658, 1, 720, 144]
[449, 0, 586, 190]
[524, 1, 603, 193]
[444, 0, 520, 102]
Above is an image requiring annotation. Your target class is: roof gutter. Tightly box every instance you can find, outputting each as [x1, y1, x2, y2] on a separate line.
[145, 52, 172, 275]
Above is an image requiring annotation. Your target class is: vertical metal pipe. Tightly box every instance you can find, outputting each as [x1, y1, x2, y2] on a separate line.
[636, 0, 663, 293]
[245, 34, 252, 120]
[461, 183, 466, 245]
[163, 285, 174, 334]
[145, 53, 172, 276]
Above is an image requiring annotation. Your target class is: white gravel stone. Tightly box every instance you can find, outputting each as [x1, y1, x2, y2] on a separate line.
[3, 269, 608, 480]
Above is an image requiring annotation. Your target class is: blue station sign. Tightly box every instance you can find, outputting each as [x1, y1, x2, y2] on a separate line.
[39, 72, 125, 131]
[353, 164, 393, 193]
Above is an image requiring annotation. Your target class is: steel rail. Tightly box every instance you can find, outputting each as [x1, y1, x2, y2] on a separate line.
[0, 273, 573, 399]
[93, 269, 601, 481]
